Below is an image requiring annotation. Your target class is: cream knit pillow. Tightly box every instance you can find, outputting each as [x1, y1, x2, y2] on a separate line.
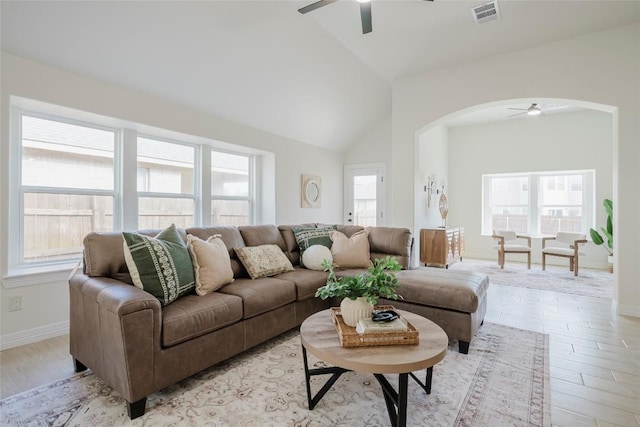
[330, 229, 371, 268]
[187, 234, 234, 295]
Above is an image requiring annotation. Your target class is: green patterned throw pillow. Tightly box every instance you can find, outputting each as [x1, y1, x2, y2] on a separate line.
[123, 224, 195, 306]
[292, 225, 336, 268]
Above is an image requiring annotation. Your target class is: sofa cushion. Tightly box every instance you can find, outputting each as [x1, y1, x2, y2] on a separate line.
[393, 268, 489, 313]
[239, 224, 287, 251]
[122, 225, 195, 306]
[218, 277, 296, 318]
[161, 292, 243, 347]
[292, 225, 336, 268]
[187, 234, 234, 295]
[83, 229, 171, 283]
[367, 227, 413, 270]
[235, 245, 295, 279]
[186, 226, 248, 278]
[330, 229, 371, 268]
[274, 268, 329, 300]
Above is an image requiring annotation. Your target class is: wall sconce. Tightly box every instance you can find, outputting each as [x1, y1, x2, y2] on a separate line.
[424, 175, 437, 207]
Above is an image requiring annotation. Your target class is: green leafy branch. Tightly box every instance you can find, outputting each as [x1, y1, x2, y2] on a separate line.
[315, 256, 402, 305]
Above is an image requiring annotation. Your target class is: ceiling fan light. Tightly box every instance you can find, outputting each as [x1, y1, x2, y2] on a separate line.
[357, 0, 371, 3]
[527, 106, 542, 116]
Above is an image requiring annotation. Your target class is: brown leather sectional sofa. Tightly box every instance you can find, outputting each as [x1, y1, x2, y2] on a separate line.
[69, 224, 488, 419]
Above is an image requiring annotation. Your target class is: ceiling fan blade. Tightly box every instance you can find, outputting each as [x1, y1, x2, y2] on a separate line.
[541, 104, 569, 112]
[508, 111, 527, 117]
[507, 108, 527, 111]
[360, 2, 372, 34]
[298, 0, 338, 14]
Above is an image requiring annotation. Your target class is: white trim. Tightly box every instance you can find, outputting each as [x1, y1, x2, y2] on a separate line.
[613, 301, 640, 318]
[2, 267, 74, 288]
[0, 321, 69, 350]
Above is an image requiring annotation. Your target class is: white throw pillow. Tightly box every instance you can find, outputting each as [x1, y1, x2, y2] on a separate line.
[301, 245, 333, 271]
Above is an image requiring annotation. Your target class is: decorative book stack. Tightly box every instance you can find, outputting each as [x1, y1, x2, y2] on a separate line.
[355, 317, 408, 334]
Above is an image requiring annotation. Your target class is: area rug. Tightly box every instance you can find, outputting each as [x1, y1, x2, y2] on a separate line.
[0, 323, 549, 427]
[449, 258, 613, 299]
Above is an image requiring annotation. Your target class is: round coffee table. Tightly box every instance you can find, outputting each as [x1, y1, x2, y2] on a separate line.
[300, 309, 448, 427]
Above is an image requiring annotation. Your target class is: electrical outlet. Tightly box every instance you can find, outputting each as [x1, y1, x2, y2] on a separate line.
[9, 296, 22, 312]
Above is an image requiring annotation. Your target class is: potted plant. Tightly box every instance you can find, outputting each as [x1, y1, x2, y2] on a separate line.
[315, 256, 402, 327]
[590, 198, 613, 272]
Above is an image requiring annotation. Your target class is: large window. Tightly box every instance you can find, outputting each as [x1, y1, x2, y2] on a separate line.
[482, 171, 594, 236]
[10, 106, 257, 271]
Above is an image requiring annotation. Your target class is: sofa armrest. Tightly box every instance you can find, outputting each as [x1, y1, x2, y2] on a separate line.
[69, 274, 161, 403]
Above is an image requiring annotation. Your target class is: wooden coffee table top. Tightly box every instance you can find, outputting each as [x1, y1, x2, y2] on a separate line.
[300, 309, 448, 374]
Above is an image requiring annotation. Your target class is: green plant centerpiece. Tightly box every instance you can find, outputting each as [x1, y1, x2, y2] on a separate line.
[590, 198, 613, 272]
[315, 256, 402, 327]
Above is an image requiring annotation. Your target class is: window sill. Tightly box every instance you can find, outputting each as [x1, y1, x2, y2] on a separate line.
[3, 262, 78, 288]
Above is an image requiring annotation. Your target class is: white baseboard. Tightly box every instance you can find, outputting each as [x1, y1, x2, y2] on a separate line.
[613, 301, 640, 318]
[0, 321, 69, 351]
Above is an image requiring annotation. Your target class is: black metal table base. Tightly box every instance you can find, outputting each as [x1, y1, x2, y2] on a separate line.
[302, 346, 433, 427]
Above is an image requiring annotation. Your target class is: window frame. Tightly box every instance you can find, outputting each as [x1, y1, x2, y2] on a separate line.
[482, 170, 595, 236]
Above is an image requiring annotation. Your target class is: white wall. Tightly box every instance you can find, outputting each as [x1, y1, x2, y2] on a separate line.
[0, 53, 344, 348]
[392, 24, 640, 317]
[447, 109, 613, 268]
[344, 115, 391, 165]
[417, 125, 449, 229]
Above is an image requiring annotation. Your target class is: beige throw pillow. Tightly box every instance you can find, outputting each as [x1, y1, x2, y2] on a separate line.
[235, 244, 295, 279]
[187, 234, 234, 295]
[330, 229, 371, 268]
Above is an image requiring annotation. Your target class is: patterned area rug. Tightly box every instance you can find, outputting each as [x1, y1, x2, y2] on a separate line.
[1, 323, 549, 427]
[449, 258, 613, 299]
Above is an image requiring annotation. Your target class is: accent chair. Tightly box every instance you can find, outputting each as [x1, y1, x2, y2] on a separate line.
[542, 232, 587, 276]
[492, 230, 531, 269]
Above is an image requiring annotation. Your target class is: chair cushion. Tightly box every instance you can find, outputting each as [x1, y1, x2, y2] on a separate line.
[218, 277, 296, 318]
[493, 230, 517, 241]
[543, 247, 586, 256]
[555, 232, 587, 245]
[493, 244, 531, 253]
[161, 292, 243, 347]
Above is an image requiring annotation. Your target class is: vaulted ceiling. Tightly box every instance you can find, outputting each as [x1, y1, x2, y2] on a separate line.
[2, 1, 638, 151]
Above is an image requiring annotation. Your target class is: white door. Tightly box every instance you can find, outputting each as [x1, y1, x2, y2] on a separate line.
[344, 164, 386, 226]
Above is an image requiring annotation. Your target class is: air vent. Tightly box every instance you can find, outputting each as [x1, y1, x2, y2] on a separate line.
[471, 1, 501, 24]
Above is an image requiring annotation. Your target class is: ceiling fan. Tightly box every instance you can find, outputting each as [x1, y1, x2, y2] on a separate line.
[298, 0, 434, 35]
[507, 103, 569, 117]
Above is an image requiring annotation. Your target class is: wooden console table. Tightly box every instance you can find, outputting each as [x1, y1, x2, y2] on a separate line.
[420, 227, 464, 268]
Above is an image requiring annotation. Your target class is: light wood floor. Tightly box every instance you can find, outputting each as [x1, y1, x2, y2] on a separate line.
[1, 282, 639, 426]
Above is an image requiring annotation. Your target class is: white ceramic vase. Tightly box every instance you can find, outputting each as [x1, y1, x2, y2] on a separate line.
[340, 297, 374, 327]
[607, 255, 614, 273]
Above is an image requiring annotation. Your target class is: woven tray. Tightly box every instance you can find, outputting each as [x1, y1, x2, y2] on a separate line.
[330, 305, 419, 347]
